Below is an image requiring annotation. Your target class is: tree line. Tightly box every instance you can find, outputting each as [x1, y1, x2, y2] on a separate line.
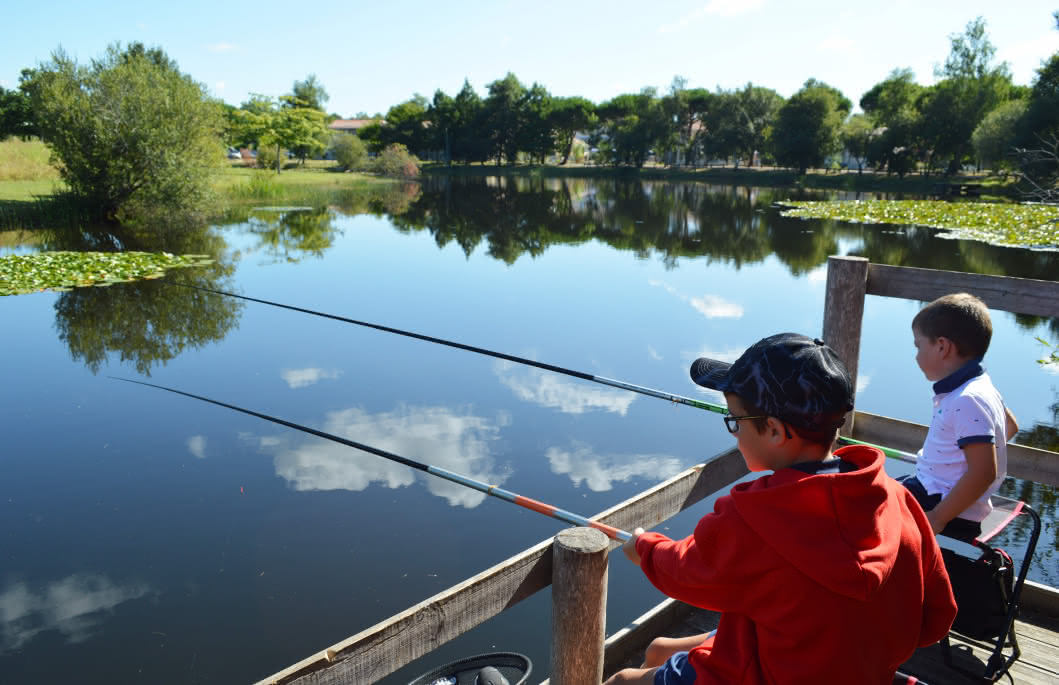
[345, 15, 1059, 185]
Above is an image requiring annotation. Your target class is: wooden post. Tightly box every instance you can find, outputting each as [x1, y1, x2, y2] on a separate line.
[822, 255, 869, 436]
[551, 527, 609, 685]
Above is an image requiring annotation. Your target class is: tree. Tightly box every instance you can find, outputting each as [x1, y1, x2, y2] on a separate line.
[0, 76, 37, 140]
[291, 74, 329, 111]
[27, 42, 224, 222]
[331, 132, 366, 171]
[972, 99, 1027, 172]
[841, 114, 876, 174]
[549, 96, 596, 164]
[483, 73, 526, 165]
[920, 17, 1013, 173]
[235, 95, 328, 173]
[860, 68, 924, 175]
[770, 79, 851, 173]
[518, 83, 555, 164]
[381, 95, 430, 156]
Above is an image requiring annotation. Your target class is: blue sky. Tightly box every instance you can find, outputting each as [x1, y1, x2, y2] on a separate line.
[3, 1, 1057, 117]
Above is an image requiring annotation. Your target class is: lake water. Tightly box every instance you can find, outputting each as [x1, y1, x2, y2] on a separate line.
[2, 176, 1056, 684]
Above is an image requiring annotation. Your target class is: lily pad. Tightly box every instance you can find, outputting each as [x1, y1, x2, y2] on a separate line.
[779, 200, 1059, 250]
[0, 251, 215, 296]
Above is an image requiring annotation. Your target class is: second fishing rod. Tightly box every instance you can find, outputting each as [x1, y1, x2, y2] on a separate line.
[171, 282, 916, 464]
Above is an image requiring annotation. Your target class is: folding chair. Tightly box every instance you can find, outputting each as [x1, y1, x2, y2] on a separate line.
[938, 494, 1041, 683]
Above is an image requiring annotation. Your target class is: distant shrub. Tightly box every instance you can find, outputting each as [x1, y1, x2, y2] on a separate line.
[373, 143, 420, 179]
[332, 133, 367, 171]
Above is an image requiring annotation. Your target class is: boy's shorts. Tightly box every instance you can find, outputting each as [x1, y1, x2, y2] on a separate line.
[897, 474, 982, 540]
[654, 651, 697, 685]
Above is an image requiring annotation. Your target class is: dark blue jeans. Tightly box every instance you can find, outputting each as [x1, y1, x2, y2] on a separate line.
[897, 475, 982, 541]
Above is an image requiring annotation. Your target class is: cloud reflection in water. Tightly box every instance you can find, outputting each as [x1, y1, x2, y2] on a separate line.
[254, 405, 508, 508]
[494, 361, 636, 415]
[546, 442, 685, 492]
[0, 575, 151, 653]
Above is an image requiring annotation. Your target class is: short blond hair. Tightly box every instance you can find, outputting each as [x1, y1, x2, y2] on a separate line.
[912, 293, 992, 358]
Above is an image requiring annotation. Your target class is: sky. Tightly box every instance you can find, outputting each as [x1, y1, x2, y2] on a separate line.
[2, 1, 1057, 117]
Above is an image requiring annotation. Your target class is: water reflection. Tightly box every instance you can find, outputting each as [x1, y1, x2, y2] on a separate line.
[493, 360, 636, 415]
[187, 434, 207, 459]
[239, 206, 342, 263]
[649, 280, 744, 319]
[250, 404, 509, 508]
[43, 221, 242, 376]
[281, 367, 342, 389]
[0, 575, 152, 653]
[545, 443, 685, 492]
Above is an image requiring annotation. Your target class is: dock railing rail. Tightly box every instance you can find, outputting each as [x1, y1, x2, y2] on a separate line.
[256, 257, 1059, 685]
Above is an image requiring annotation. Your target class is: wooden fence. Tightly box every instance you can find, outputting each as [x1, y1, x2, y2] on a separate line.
[257, 257, 1059, 685]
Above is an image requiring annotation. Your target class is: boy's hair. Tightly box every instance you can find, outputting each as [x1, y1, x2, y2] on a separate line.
[735, 394, 840, 448]
[912, 293, 992, 359]
[690, 333, 854, 434]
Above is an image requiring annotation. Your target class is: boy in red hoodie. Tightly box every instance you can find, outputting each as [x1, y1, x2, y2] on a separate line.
[604, 333, 956, 685]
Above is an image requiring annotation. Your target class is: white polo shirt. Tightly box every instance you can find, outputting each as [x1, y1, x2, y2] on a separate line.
[915, 361, 1008, 522]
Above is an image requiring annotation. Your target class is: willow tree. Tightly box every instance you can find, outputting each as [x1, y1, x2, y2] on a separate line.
[27, 43, 224, 223]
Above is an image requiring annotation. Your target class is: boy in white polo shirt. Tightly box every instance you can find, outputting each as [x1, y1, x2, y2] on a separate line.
[903, 293, 1019, 539]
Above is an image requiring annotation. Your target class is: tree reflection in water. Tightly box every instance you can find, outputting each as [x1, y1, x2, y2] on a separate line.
[44, 219, 242, 376]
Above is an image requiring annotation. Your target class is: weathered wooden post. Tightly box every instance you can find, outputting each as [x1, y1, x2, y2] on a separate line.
[822, 255, 869, 436]
[551, 527, 610, 685]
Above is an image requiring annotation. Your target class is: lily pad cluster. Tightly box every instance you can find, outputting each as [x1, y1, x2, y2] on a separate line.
[0, 251, 214, 296]
[780, 200, 1059, 249]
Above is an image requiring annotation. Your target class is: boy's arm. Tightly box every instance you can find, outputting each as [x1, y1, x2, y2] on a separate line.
[622, 527, 645, 565]
[925, 442, 997, 534]
[1004, 406, 1019, 441]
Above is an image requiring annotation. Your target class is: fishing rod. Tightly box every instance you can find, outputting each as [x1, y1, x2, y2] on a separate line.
[170, 282, 919, 464]
[112, 377, 633, 542]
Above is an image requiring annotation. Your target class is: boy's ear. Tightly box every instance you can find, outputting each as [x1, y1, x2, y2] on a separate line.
[936, 336, 956, 359]
[765, 417, 788, 444]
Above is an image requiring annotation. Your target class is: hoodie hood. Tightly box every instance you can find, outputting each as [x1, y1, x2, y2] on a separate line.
[729, 445, 900, 601]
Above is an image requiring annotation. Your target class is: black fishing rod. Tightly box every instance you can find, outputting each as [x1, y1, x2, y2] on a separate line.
[169, 282, 916, 463]
[113, 377, 633, 541]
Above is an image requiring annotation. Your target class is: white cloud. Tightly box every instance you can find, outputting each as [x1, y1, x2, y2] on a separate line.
[649, 280, 743, 319]
[659, 0, 764, 32]
[281, 367, 341, 389]
[689, 294, 744, 319]
[546, 443, 685, 492]
[856, 373, 871, 394]
[494, 361, 636, 415]
[187, 435, 207, 459]
[0, 575, 151, 653]
[807, 265, 828, 283]
[208, 42, 236, 53]
[253, 404, 507, 508]
[648, 346, 663, 361]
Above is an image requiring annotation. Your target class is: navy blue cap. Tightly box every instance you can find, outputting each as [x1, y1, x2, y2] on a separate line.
[690, 333, 854, 432]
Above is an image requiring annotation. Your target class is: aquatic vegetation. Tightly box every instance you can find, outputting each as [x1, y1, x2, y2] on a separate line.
[0, 251, 213, 296]
[780, 200, 1059, 249]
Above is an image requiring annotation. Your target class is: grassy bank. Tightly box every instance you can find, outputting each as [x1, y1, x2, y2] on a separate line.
[422, 162, 1020, 197]
[0, 139, 61, 183]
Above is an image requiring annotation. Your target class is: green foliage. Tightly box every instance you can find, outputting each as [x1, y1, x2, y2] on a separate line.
[27, 42, 225, 223]
[484, 73, 527, 165]
[0, 80, 37, 140]
[770, 79, 851, 173]
[234, 95, 329, 173]
[380, 95, 430, 155]
[1036, 337, 1059, 366]
[331, 132, 367, 171]
[841, 114, 876, 173]
[781, 200, 1059, 248]
[972, 99, 1028, 171]
[549, 96, 597, 164]
[373, 143, 420, 178]
[0, 250, 213, 295]
[290, 74, 329, 112]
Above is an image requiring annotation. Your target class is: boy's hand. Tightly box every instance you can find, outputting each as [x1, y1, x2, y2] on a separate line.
[623, 527, 645, 566]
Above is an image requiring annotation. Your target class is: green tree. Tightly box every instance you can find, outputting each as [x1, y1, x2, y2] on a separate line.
[920, 17, 1013, 173]
[0, 76, 37, 140]
[972, 99, 1028, 172]
[331, 132, 366, 171]
[483, 73, 526, 165]
[27, 42, 224, 222]
[860, 68, 924, 175]
[770, 79, 851, 173]
[291, 74, 329, 111]
[841, 114, 876, 174]
[235, 95, 328, 173]
[549, 96, 596, 164]
[381, 95, 430, 156]
[518, 83, 555, 164]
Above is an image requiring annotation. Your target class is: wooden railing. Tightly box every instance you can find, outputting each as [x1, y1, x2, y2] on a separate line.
[257, 257, 1059, 685]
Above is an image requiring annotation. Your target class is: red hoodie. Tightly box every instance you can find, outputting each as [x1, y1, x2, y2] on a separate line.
[635, 445, 956, 684]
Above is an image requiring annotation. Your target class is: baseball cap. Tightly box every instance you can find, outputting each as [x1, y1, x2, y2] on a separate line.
[690, 333, 854, 432]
